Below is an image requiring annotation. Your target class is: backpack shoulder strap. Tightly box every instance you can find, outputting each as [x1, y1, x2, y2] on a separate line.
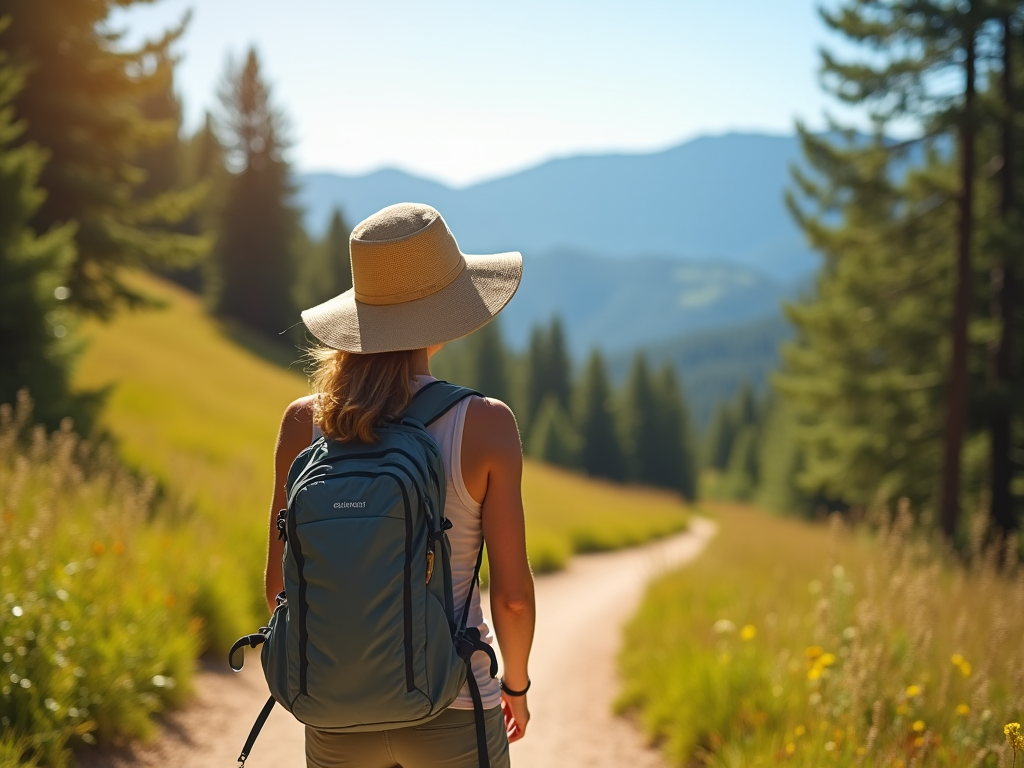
[403, 380, 481, 428]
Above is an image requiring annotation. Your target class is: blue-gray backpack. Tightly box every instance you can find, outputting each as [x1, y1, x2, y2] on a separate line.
[228, 381, 498, 767]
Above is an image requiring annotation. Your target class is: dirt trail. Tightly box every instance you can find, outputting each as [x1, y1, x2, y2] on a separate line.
[84, 518, 714, 768]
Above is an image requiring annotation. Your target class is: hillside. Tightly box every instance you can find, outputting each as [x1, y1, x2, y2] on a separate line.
[609, 312, 792, 429]
[500, 250, 791, 353]
[299, 132, 814, 282]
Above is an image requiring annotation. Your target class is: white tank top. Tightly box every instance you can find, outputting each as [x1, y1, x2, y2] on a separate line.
[310, 375, 501, 710]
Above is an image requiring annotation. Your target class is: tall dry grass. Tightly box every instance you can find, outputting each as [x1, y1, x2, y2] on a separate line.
[0, 393, 212, 767]
[619, 502, 1024, 767]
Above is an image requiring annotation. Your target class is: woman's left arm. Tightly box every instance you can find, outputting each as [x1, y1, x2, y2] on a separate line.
[264, 396, 314, 612]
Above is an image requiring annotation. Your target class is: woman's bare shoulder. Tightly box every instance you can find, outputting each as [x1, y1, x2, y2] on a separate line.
[464, 396, 521, 460]
[279, 395, 316, 442]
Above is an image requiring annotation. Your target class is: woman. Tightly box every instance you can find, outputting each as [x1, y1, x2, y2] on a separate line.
[264, 203, 535, 768]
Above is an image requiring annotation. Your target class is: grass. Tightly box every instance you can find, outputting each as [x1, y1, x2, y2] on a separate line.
[0, 394, 201, 767]
[618, 501, 1024, 768]
[71, 271, 688, 629]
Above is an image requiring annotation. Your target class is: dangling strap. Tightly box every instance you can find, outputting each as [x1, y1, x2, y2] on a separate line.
[228, 632, 267, 672]
[236, 695, 275, 767]
[453, 542, 498, 768]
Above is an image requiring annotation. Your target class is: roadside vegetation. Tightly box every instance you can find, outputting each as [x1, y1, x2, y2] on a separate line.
[619, 503, 1024, 767]
[0, 395, 203, 767]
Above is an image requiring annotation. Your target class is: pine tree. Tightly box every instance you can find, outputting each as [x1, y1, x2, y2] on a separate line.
[171, 112, 224, 293]
[621, 353, 660, 486]
[546, 317, 572, 410]
[0, 0, 206, 317]
[472, 318, 511, 403]
[703, 400, 737, 471]
[0, 34, 93, 428]
[783, 0, 1011, 524]
[211, 48, 298, 338]
[574, 350, 626, 481]
[651, 365, 699, 500]
[526, 395, 581, 469]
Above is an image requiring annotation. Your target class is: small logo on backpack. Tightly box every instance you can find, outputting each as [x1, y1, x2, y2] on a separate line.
[333, 501, 367, 509]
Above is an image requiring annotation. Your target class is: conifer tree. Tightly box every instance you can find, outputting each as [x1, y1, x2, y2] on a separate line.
[524, 317, 572, 433]
[295, 208, 351, 311]
[621, 354, 660, 486]
[0, 0, 205, 317]
[526, 395, 581, 470]
[651, 365, 699, 500]
[703, 400, 737, 471]
[784, 0, 1011, 525]
[574, 350, 626, 481]
[211, 48, 298, 338]
[171, 112, 224, 293]
[472, 318, 511, 403]
[0, 36, 92, 428]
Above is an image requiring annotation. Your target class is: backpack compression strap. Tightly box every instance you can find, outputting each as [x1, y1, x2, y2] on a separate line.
[402, 380, 481, 428]
[454, 541, 499, 768]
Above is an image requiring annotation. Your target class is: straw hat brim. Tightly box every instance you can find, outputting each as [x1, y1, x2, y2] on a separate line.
[300, 251, 523, 353]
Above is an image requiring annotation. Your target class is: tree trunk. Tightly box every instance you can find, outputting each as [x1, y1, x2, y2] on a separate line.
[990, 15, 1018, 534]
[940, 25, 976, 537]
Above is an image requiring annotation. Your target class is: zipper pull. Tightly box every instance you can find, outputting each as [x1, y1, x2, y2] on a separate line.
[276, 509, 288, 541]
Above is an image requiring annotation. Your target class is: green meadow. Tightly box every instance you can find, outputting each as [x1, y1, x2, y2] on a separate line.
[618, 502, 1024, 767]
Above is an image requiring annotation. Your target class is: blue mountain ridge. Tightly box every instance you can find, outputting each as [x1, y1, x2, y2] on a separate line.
[297, 132, 810, 355]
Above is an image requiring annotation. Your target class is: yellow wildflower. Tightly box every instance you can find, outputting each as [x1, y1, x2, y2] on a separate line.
[912, 720, 925, 733]
[794, 725, 806, 737]
[914, 736, 925, 748]
[740, 624, 757, 641]
[896, 703, 909, 715]
[951, 653, 964, 666]
[959, 661, 972, 677]
[92, 541, 105, 556]
[807, 667, 821, 681]
[805, 645, 823, 660]
[819, 652, 836, 667]
[956, 704, 970, 716]
[906, 684, 922, 697]
[1006, 722, 1024, 752]
[785, 742, 795, 755]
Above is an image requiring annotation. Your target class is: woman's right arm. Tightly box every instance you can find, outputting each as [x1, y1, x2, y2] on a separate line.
[467, 397, 535, 742]
[265, 397, 314, 612]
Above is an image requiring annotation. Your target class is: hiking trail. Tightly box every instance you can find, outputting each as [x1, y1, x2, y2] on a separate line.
[82, 517, 714, 768]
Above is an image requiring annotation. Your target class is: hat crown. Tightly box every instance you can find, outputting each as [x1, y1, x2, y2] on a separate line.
[350, 203, 465, 306]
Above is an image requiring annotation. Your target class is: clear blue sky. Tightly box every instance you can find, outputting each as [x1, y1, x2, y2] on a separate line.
[111, 1, 854, 186]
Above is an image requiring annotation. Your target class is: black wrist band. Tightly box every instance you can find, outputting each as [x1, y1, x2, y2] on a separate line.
[499, 678, 531, 697]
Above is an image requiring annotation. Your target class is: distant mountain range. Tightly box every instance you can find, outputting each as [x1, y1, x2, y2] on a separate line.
[498, 249, 793, 353]
[296, 132, 810, 360]
[298, 132, 815, 282]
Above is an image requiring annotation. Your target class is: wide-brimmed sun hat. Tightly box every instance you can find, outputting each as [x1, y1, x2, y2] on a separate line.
[300, 203, 523, 353]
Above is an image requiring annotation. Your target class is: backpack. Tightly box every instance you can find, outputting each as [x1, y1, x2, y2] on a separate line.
[228, 381, 498, 767]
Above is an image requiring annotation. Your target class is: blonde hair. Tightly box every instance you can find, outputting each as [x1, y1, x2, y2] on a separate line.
[308, 346, 417, 443]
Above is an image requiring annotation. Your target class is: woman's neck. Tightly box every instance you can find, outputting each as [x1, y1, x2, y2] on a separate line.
[410, 348, 432, 377]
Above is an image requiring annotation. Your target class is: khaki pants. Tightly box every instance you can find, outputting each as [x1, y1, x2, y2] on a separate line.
[305, 706, 510, 768]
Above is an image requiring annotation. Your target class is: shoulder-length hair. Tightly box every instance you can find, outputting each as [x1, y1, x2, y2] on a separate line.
[308, 347, 417, 443]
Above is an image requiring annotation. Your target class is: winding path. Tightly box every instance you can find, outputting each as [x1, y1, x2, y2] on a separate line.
[83, 518, 714, 768]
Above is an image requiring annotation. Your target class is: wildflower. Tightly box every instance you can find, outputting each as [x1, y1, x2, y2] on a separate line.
[1006, 723, 1023, 768]
[785, 742, 795, 755]
[896, 703, 909, 715]
[1006, 723, 1024, 751]
[951, 653, 964, 666]
[92, 541, 105, 556]
[914, 736, 925, 748]
[956, 704, 970, 716]
[906, 684, 922, 697]
[912, 720, 925, 732]
[794, 725, 806, 737]
[112, 541, 124, 555]
[959, 661, 972, 677]
[819, 653, 836, 667]
[740, 624, 757, 641]
[713, 619, 735, 634]
[807, 667, 821, 681]
[805, 645, 823, 660]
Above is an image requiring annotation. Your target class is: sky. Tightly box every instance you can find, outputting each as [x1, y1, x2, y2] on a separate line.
[111, 0, 854, 187]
